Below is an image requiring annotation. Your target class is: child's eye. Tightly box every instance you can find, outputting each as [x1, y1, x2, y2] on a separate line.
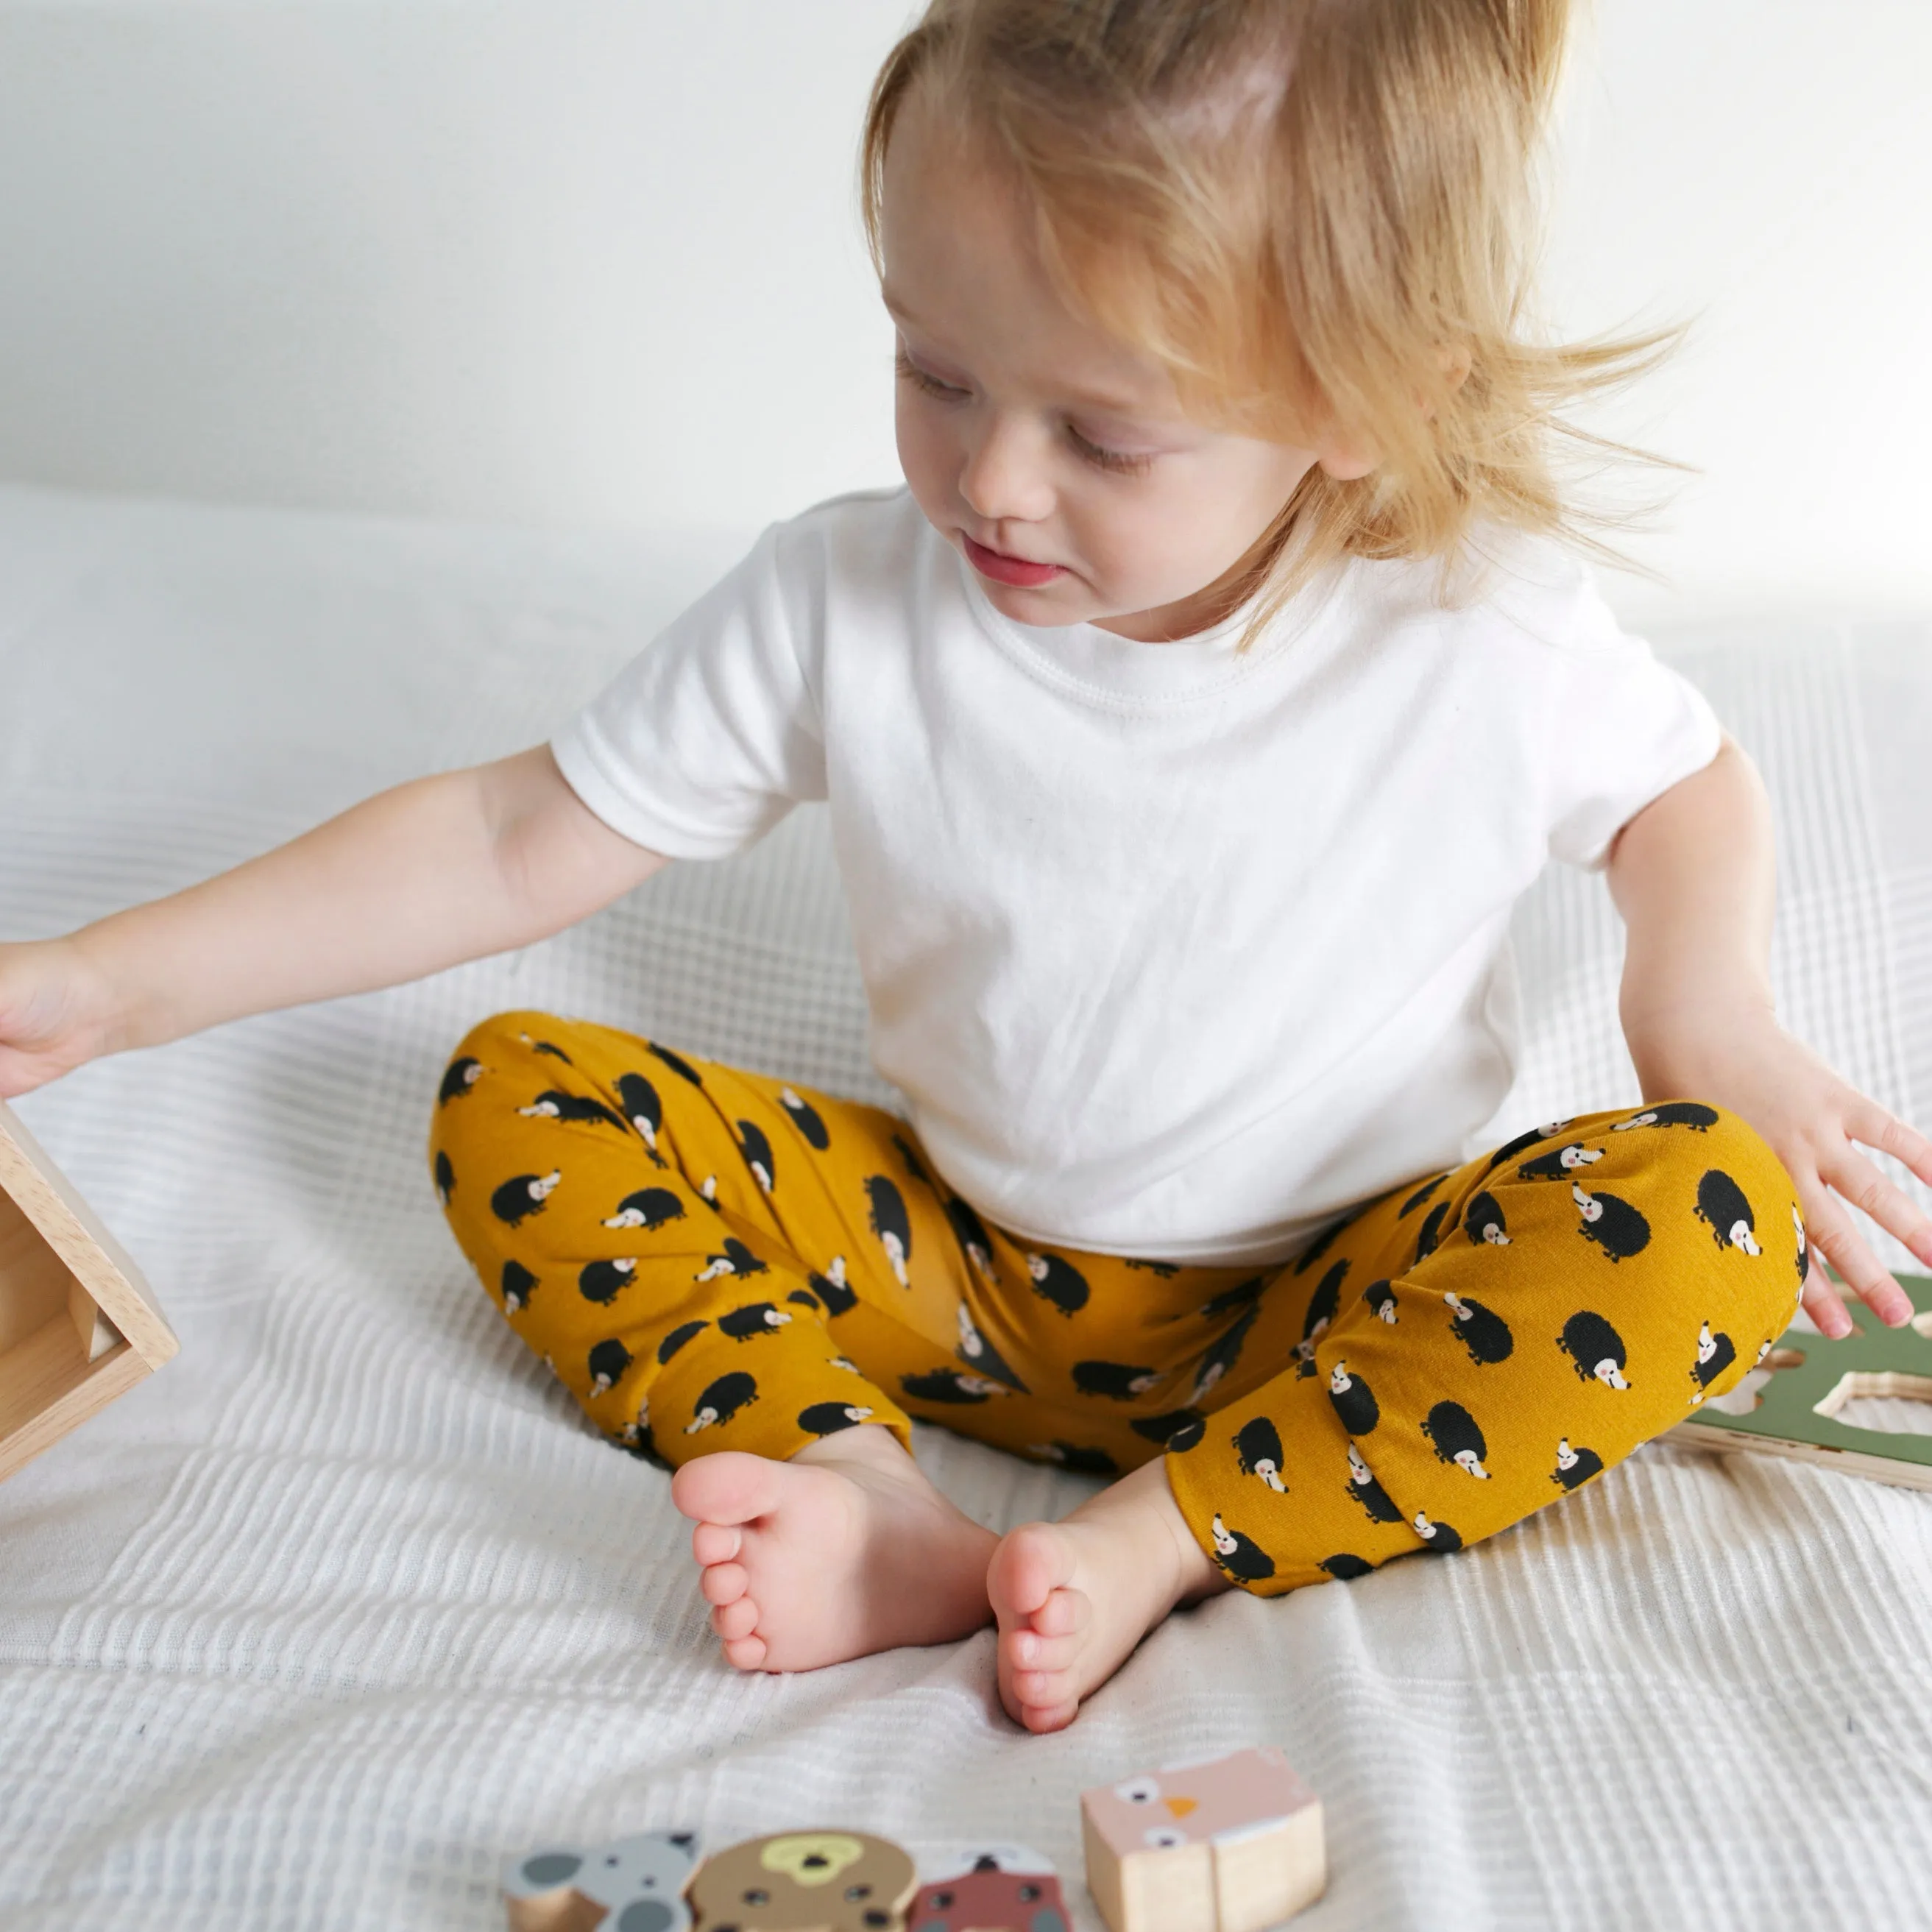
[895, 349, 967, 402]
[1066, 424, 1154, 478]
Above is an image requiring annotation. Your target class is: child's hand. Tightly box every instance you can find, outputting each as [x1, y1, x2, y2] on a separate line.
[0, 937, 126, 1100]
[1642, 1008, 1932, 1340]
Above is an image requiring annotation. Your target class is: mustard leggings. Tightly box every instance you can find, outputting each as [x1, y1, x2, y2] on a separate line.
[431, 1011, 1803, 1594]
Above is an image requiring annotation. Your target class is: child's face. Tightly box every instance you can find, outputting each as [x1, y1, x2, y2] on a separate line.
[880, 88, 1370, 643]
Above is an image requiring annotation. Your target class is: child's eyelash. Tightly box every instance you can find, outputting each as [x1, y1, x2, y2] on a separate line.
[894, 350, 1154, 478]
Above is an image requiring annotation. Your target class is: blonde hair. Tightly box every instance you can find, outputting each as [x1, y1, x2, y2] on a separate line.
[860, 0, 1680, 645]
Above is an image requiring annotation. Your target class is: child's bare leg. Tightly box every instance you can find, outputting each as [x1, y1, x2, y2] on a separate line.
[988, 1458, 1227, 1734]
[672, 1424, 998, 1672]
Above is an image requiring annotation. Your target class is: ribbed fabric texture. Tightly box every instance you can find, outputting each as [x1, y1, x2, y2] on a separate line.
[0, 486, 1928, 1930]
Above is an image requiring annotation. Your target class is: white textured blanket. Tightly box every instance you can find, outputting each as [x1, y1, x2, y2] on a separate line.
[1, 485, 1928, 1931]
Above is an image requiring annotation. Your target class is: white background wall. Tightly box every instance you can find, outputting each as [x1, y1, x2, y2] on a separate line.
[0, 1, 1927, 622]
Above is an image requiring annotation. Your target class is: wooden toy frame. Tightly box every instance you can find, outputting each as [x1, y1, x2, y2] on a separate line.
[0, 1097, 177, 1483]
[1675, 1271, 1932, 1488]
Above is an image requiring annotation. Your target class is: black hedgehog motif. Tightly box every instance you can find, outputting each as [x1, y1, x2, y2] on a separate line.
[1694, 1170, 1762, 1254]
[787, 1288, 820, 1309]
[490, 1170, 559, 1227]
[1400, 1172, 1448, 1215]
[1794, 1206, 1811, 1287]
[1303, 1259, 1349, 1341]
[890, 1132, 933, 1186]
[1413, 1512, 1463, 1554]
[578, 1257, 637, 1304]
[1293, 1214, 1352, 1275]
[736, 1118, 776, 1193]
[1126, 1258, 1182, 1276]
[866, 1175, 913, 1285]
[518, 1090, 626, 1131]
[799, 1400, 873, 1436]
[1518, 1142, 1604, 1182]
[955, 1305, 1028, 1390]
[1571, 1183, 1652, 1262]
[1027, 1250, 1090, 1315]
[500, 1259, 537, 1312]
[1327, 1361, 1380, 1435]
[438, 1057, 484, 1105]
[1233, 1415, 1287, 1491]
[778, 1085, 829, 1150]
[718, 1301, 793, 1340]
[1200, 1273, 1267, 1320]
[684, 1370, 758, 1433]
[1615, 1101, 1719, 1133]
[525, 1036, 573, 1064]
[1165, 1415, 1209, 1452]
[614, 1072, 668, 1167]
[1346, 1443, 1405, 1524]
[945, 1196, 998, 1280]
[602, 1186, 684, 1231]
[647, 1042, 704, 1086]
[1559, 1310, 1631, 1389]
[1552, 1438, 1604, 1490]
[1210, 1515, 1275, 1583]
[1414, 1199, 1451, 1264]
[1483, 1127, 1549, 1174]
[657, 1319, 708, 1365]
[1464, 1191, 1510, 1246]
[1131, 1408, 1207, 1448]
[1364, 1279, 1398, 1325]
[901, 1367, 1000, 1404]
[1320, 1553, 1375, 1581]
[434, 1151, 456, 1206]
[1074, 1359, 1163, 1401]
[1192, 1305, 1259, 1402]
[1421, 1401, 1490, 1478]
[1444, 1292, 1514, 1365]
[1691, 1321, 1738, 1391]
[587, 1337, 633, 1396]
[810, 1257, 857, 1317]
[695, 1237, 769, 1282]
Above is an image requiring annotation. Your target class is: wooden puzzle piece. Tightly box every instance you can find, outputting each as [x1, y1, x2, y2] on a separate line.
[501, 1829, 702, 1932]
[1081, 1747, 1325, 1932]
[0, 1097, 177, 1485]
[1676, 1272, 1932, 1489]
[685, 1831, 917, 1932]
[910, 1844, 1069, 1931]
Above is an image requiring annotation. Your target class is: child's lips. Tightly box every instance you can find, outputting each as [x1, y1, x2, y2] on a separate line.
[961, 533, 1064, 587]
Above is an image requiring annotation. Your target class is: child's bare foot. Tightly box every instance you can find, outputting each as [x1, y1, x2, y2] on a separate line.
[988, 1458, 1227, 1733]
[671, 1426, 998, 1672]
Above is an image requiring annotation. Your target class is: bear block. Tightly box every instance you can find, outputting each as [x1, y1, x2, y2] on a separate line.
[685, 1831, 918, 1931]
[910, 1844, 1069, 1931]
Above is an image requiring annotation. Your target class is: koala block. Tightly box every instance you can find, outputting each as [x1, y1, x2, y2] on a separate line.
[910, 1844, 1069, 1931]
[685, 1831, 917, 1931]
[1080, 1747, 1325, 1932]
[501, 1828, 702, 1932]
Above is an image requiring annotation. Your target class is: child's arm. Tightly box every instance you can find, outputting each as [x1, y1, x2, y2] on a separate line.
[1608, 735, 1932, 1336]
[0, 746, 667, 1098]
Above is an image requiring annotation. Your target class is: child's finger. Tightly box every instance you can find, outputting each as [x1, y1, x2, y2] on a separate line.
[1849, 1098, 1932, 1193]
[1801, 1186, 1912, 1331]
[1821, 1144, 1932, 1273]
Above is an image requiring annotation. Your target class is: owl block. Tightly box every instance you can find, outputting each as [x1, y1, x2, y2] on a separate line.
[910, 1844, 1069, 1931]
[685, 1830, 918, 1932]
[501, 1829, 702, 1932]
[1080, 1748, 1325, 1932]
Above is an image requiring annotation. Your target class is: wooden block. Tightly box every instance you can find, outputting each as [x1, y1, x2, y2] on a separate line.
[501, 1829, 702, 1932]
[686, 1832, 917, 1931]
[1675, 1270, 1932, 1490]
[910, 1845, 1069, 1931]
[0, 1097, 177, 1485]
[1081, 1748, 1325, 1932]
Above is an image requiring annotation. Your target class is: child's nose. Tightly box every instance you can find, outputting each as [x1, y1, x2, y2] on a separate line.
[957, 411, 1056, 527]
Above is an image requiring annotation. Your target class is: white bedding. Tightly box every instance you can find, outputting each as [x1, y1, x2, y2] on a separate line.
[1, 484, 1929, 1931]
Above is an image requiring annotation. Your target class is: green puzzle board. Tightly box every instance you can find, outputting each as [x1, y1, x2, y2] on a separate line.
[1675, 1272, 1932, 1490]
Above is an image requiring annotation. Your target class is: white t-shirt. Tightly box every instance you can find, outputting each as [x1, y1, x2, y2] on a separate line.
[552, 486, 1719, 1266]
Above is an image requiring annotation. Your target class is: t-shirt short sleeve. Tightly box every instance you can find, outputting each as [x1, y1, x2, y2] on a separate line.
[549, 521, 829, 860]
[1506, 554, 1724, 871]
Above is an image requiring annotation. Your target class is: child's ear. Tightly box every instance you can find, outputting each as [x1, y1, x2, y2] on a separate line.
[1316, 436, 1379, 482]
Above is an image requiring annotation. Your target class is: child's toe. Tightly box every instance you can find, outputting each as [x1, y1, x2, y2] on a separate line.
[712, 1596, 760, 1641]
[700, 1560, 749, 1606]
[722, 1632, 768, 1670]
[1031, 1585, 1089, 1639]
[988, 1521, 1076, 1621]
[690, 1520, 742, 1565]
[1010, 1626, 1083, 1674]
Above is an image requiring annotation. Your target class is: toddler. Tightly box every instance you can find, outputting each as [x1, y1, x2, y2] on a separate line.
[4, 0, 1931, 1738]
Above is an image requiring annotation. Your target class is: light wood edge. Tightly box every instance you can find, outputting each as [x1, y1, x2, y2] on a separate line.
[0, 1098, 177, 1368]
[1675, 1418, 1932, 1493]
[0, 1337, 152, 1484]
[69, 1274, 122, 1362]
